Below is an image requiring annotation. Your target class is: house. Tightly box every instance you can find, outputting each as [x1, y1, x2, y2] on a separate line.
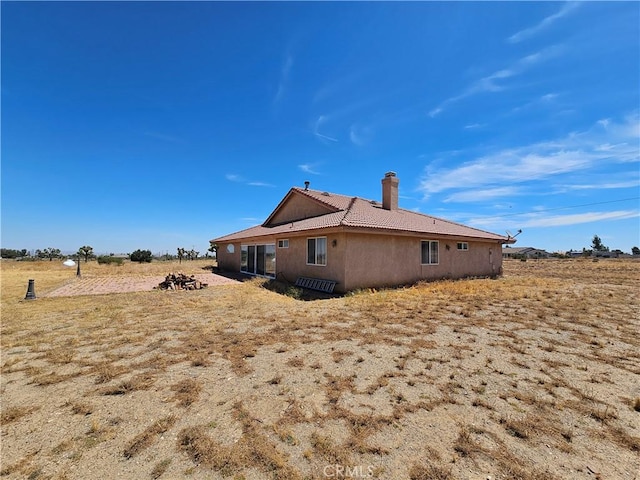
[213, 172, 515, 293]
[502, 247, 550, 259]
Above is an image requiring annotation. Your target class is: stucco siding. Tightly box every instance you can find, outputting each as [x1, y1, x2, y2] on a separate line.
[445, 241, 503, 278]
[342, 233, 503, 291]
[274, 233, 346, 287]
[218, 232, 503, 292]
[267, 194, 334, 226]
[216, 242, 242, 272]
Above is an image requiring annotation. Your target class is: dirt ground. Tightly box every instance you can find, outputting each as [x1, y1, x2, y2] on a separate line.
[1, 258, 639, 480]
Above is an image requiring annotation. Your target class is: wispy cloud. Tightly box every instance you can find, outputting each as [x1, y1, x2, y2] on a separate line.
[508, 2, 581, 44]
[312, 115, 338, 143]
[226, 174, 244, 182]
[419, 114, 640, 199]
[226, 174, 274, 187]
[429, 46, 564, 117]
[556, 180, 640, 191]
[511, 92, 560, 114]
[469, 210, 638, 230]
[444, 186, 521, 203]
[298, 163, 322, 175]
[349, 123, 373, 146]
[274, 51, 294, 105]
[464, 123, 486, 130]
[248, 181, 275, 188]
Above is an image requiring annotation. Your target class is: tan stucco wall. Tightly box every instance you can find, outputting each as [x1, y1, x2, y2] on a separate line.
[217, 231, 504, 293]
[216, 242, 242, 272]
[216, 232, 348, 288]
[273, 233, 347, 286]
[341, 233, 503, 291]
[267, 193, 333, 225]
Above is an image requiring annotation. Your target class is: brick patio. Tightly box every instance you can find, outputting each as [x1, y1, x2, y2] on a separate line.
[44, 273, 239, 298]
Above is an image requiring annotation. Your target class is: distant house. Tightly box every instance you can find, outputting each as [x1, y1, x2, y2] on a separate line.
[213, 172, 515, 293]
[565, 250, 622, 258]
[502, 247, 550, 259]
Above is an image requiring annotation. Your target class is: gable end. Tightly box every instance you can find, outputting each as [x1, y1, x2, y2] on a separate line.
[263, 189, 341, 226]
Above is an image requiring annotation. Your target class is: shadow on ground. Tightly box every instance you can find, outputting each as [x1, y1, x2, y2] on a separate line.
[203, 266, 339, 300]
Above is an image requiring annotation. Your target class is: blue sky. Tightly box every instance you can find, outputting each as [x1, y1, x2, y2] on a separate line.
[2, 1, 639, 255]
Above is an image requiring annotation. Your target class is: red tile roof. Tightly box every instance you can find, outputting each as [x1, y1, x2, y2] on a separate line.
[213, 188, 510, 243]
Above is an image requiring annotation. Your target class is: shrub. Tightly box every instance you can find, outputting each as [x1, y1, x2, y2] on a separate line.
[130, 249, 153, 263]
[97, 256, 123, 265]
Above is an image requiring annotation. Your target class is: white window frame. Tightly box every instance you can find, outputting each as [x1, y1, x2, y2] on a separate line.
[457, 242, 469, 251]
[421, 240, 439, 265]
[278, 239, 289, 248]
[307, 237, 327, 266]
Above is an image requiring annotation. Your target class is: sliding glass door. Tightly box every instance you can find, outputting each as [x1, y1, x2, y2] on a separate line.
[241, 244, 275, 278]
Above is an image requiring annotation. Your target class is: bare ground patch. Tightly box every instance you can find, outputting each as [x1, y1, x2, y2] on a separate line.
[1, 258, 639, 479]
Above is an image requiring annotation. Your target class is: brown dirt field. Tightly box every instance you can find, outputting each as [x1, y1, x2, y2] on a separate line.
[1, 258, 639, 479]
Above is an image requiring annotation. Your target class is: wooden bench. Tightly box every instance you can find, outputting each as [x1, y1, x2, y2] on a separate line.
[294, 277, 337, 293]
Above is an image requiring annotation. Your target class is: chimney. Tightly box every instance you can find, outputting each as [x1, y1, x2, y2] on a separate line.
[381, 171, 399, 210]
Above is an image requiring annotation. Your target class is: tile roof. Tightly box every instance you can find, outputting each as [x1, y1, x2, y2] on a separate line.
[213, 188, 510, 243]
[288, 187, 356, 211]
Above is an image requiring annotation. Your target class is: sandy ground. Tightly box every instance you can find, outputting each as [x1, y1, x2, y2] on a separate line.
[1, 259, 639, 480]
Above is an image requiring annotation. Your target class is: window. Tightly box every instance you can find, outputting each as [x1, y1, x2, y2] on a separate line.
[278, 239, 289, 248]
[457, 242, 469, 251]
[421, 240, 439, 265]
[307, 237, 327, 266]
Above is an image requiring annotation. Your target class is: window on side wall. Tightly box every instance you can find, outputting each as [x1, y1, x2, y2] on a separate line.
[457, 242, 469, 251]
[278, 239, 289, 248]
[307, 237, 327, 266]
[421, 240, 439, 265]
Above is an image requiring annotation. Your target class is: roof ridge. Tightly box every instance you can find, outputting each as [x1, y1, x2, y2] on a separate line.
[293, 187, 355, 211]
[339, 196, 359, 225]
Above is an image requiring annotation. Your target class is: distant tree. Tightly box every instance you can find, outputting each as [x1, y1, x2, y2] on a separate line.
[1, 248, 27, 259]
[177, 247, 185, 264]
[591, 235, 608, 252]
[47, 248, 62, 261]
[77, 245, 94, 262]
[208, 241, 217, 257]
[186, 249, 198, 260]
[632, 246, 640, 256]
[130, 249, 152, 263]
[36, 247, 61, 261]
[97, 255, 124, 265]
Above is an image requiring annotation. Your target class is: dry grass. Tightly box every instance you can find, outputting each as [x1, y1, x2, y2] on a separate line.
[1, 405, 40, 424]
[123, 414, 177, 458]
[1, 258, 639, 479]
